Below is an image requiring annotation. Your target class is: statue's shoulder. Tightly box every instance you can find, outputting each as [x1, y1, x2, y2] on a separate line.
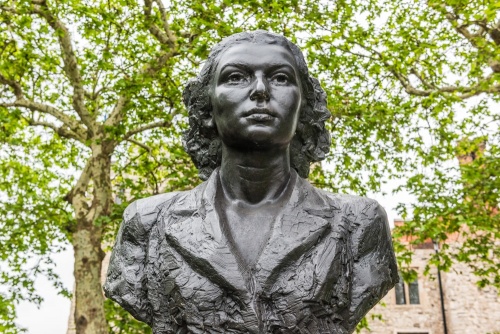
[122, 179, 208, 230]
[314, 187, 386, 220]
[105, 189, 194, 320]
[313, 187, 390, 253]
[121, 191, 184, 236]
[315, 187, 398, 325]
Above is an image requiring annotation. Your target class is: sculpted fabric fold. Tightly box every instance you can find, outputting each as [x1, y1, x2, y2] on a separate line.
[104, 169, 398, 334]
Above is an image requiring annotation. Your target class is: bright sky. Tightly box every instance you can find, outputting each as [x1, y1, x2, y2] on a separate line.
[16, 248, 74, 334]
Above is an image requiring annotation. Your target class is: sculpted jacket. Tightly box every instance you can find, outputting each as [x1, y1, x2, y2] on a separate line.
[104, 169, 398, 334]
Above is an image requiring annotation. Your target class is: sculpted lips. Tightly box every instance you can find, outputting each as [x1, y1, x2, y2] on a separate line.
[243, 108, 277, 121]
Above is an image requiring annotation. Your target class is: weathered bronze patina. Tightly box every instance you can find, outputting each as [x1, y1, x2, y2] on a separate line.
[104, 31, 398, 334]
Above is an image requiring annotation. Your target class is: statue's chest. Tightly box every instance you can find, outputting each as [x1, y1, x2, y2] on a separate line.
[223, 206, 276, 268]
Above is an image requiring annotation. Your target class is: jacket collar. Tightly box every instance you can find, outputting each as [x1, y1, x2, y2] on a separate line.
[163, 168, 335, 295]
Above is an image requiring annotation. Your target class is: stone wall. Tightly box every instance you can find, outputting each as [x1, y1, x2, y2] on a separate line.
[361, 248, 500, 334]
[444, 261, 500, 334]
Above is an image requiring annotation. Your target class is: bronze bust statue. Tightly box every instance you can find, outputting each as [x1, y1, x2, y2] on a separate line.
[104, 31, 398, 334]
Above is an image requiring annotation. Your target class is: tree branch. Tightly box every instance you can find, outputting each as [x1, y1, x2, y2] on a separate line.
[111, 151, 147, 182]
[104, 96, 128, 127]
[329, 43, 378, 62]
[103, 51, 178, 128]
[144, 0, 176, 48]
[148, 169, 160, 195]
[410, 68, 437, 90]
[126, 138, 152, 153]
[126, 138, 162, 177]
[490, 19, 500, 45]
[103, 0, 179, 128]
[65, 158, 92, 206]
[397, 67, 500, 99]
[0, 73, 23, 98]
[452, 19, 484, 49]
[122, 120, 172, 141]
[394, 69, 500, 99]
[347, 36, 500, 100]
[31, 1, 95, 132]
[0, 97, 87, 142]
[27, 119, 83, 141]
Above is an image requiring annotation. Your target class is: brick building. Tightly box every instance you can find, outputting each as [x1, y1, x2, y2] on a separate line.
[361, 219, 500, 334]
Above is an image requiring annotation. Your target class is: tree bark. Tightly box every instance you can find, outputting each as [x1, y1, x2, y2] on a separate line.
[72, 221, 107, 334]
[71, 140, 113, 334]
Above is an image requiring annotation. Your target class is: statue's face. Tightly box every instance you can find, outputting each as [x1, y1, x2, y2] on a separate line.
[210, 42, 302, 150]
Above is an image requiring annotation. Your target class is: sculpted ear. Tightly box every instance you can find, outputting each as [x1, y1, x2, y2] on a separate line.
[203, 95, 218, 132]
[202, 114, 216, 129]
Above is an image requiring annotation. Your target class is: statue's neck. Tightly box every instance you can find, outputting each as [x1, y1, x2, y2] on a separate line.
[219, 145, 292, 205]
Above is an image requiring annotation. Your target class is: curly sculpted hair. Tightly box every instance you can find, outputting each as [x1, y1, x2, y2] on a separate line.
[183, 31, 331, 180]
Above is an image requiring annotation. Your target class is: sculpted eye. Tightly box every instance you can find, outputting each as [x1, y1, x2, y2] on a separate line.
[226, 72, 248, 84]
[270, 73, 290, 85]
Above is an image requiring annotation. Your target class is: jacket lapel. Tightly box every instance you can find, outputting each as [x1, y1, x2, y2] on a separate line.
[162, 170, 249, 297]
[256, 174, 337, 290]
[162, 169, 340, 299]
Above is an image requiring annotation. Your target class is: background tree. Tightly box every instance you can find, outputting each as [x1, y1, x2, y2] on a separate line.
[304, 0, 500, 287]
[0, 0, 498, 333]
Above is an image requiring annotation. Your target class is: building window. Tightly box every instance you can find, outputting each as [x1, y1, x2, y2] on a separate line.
[395, 272, 420, 305]
[395, 273, 406, 305]
[408, 279, 420, 304]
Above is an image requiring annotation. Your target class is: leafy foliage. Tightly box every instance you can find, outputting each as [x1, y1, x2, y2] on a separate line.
[0, 0, 498, 332]
[104, 299, 152, 334]
[0, 293, 25, 334]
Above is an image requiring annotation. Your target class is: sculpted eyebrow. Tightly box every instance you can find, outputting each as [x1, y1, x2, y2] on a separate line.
[219, 62, 296, 73]
[268, 64, 296, 73]
[219, 62, 249, 72]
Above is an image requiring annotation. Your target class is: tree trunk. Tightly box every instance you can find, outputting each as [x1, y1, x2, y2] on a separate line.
[73, 221, 107, 334]
[72, 141, 113, 334]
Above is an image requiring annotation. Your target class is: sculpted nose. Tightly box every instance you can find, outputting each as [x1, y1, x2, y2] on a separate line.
[249, 75, 270, 101]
